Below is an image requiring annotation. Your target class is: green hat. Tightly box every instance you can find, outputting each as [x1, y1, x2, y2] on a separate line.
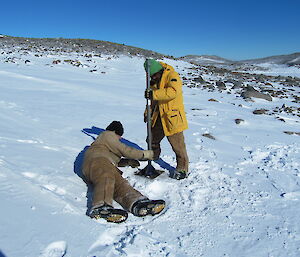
[144, 59, 163, 76]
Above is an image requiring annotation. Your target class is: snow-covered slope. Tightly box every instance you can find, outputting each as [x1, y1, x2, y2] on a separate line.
[180, 55, 232, 65]
[180, 52, 300, 67]
[239, 52, 300, 66]
[0, 47, 300, 257]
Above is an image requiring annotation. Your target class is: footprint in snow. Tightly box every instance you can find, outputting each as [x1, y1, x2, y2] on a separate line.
[39, 241, 67, 257]
[281, 191, 300, 201]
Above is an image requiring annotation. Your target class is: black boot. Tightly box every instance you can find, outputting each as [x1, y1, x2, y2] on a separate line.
[131, 199, 166, 217]
[170, 170, 188, 180]
[89, 204, 128, 223]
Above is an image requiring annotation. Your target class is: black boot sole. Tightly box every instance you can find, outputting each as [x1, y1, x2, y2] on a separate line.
[135, 200, 166, 217]
[92, 209, 128, 223]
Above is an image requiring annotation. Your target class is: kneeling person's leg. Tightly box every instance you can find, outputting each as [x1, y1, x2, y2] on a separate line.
[89, 161, 128, 223]
[89, 160, 115, 208]
[113, 168, 146, 211]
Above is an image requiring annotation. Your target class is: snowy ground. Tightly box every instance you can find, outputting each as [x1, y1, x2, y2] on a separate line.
[244, 63, 300, 78]
[0, 50, 300, 257]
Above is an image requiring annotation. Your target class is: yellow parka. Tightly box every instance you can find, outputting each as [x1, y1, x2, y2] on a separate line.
[151, 62, 188, 136]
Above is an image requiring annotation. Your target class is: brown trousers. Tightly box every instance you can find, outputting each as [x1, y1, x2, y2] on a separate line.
[83, 157, 145, 211]
[151, 116, 189, 172]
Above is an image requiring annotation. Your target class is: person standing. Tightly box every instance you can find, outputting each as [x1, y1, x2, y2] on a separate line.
[144, 59, 189, 180]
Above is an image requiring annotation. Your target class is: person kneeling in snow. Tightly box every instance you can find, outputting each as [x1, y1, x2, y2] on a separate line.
[82, 121, 165, 223]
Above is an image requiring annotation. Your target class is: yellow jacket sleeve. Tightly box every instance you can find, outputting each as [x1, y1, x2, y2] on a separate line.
[152, 72, 181, 102]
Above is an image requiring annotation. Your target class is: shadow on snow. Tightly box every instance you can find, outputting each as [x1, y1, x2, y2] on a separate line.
[0, 250, 7, 257]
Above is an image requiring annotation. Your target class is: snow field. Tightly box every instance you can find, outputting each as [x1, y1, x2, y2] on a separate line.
[0, 52, 299, 256]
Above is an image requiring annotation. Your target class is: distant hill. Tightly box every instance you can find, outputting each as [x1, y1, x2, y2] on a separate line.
[1, 35, 299, 67]
[238, 52, 300, 66]
[180, 53, 300, 67]
[180, 55, 233, 65]
[0, 35, 168, 59]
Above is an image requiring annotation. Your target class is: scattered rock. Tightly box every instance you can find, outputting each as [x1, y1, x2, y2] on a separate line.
[231, 80, 244, 89]
[203, 84, 215, 90]
[241, 86, 272, 101]
[264, 82, 273, 86]
[208, 98, 218, 102]
[182, 76, 188, 81]
[64, 59, 82, 67]
[283, 131, 300, 136]
[193, 76, 205, 83]
[202, 133, 216, 140]
[235, 119, 245, 124]
[52, 60, 61, 64]
[253, 109, 268, 115]
[292, 95, 300, 103]
[272, 104, 300, 116]
[216, 81, 226, 90]
[276, 117, 286, 122]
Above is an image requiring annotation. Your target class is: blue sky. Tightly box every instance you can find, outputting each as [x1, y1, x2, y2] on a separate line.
[1, 0, 299, 60]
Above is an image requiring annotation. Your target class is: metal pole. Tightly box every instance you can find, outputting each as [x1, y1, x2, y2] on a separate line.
[135, 58, 161, 178]
[145, 59, 152, 170]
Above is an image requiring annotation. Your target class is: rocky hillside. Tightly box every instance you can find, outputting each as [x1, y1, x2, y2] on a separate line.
[239, 52, 300, 66]
[182, 62, 300, 121]
[1, 35, 299, 121]
[179, 55, 232, 65]
[0, 35, 168, 59]
[181, 52, 300, 67]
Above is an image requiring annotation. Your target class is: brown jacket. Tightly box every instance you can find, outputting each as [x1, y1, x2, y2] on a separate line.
[82, 131, 144, 176]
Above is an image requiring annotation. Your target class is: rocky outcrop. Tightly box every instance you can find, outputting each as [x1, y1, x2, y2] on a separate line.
[241, 86, 272, 101]
[253, 109, 268, 115]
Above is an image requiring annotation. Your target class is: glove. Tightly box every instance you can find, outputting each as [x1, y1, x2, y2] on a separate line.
[144, 89, 153, 100]
[142, 150, 154, 160]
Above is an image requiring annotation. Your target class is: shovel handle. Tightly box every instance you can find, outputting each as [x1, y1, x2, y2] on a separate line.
[145, 59, 152, 152]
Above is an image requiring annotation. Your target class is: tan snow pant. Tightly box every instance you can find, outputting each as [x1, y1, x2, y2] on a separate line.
[151, 116, 189, 172]
[83, 157, 145, 211]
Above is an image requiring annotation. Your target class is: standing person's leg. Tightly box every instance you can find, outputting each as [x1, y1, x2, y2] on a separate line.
[167, 131, 189, 174]
[150, 116, 165, 159]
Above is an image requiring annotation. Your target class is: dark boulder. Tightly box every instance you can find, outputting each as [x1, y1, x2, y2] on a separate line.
[241, 86, 272, 101]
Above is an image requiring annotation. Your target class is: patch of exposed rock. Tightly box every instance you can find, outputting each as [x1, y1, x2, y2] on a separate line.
[235, 119, 245, 124]
[202, 133, 216, 140]
[241, 86, 272, 101]
[253, 109, 269, 115]
[283, 131, 300, 136]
